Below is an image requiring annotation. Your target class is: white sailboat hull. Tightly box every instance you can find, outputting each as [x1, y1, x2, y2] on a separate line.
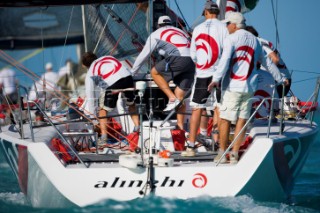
[0, 120, 318, 208]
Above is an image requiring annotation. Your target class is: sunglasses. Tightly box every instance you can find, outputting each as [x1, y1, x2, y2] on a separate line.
[226, 21, 231, 26]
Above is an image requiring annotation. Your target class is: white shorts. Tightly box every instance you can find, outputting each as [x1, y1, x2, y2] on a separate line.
[219, 91, 253, 123]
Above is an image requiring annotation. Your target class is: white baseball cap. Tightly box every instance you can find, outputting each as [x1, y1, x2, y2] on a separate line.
[222, 12, 246, 28]
[45, 62, 53, 70]
[158, 15, 172, 25]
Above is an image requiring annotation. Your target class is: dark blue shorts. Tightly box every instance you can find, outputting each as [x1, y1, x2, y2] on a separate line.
[155, 56, 195, 91]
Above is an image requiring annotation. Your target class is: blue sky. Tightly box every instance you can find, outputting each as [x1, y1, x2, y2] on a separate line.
[168, 0, 320, 101]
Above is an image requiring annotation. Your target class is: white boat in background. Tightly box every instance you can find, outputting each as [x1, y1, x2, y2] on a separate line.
[0, 0, 320, 208]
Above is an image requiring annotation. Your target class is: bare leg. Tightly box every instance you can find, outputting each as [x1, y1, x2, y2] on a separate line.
[99, 109, 109, 135]
[212, 107, 220, 142]
[200, 110, 208, 133]
[189, 108, 203, 143]
[219, 118, 230, 151]
[174, 86, 186, 130]
[151, 67, 176, 101]
[128, 104, 139, 127]
[232, 118, 247, 152]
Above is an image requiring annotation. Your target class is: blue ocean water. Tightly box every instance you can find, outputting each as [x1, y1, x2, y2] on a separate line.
[1, 116, 320, 213]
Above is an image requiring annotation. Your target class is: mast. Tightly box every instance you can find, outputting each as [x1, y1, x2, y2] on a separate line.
[81, 5, 88, 52]
[148, 0, 154, 150]
[216, 0, 227, 20]
[146, 0, 156, 194]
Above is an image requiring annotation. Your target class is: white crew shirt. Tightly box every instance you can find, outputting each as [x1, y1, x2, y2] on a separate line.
[28, 71, 59, 101]
[213, 29, 284, 93]
[38, 71, 59, 91]
[258, 37, 291, 79]
[131, 25, 191, 75]
[0, 68, 17, 95]
[190, 18, 228, 78]
[80, 56, 131, 115]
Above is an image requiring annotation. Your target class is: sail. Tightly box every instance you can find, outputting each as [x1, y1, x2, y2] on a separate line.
[0, 1, 173, 59]
[0, 6, 84, 49]
[0, 1, 150, 50]
[0, 0, 148, 7]
[84, 3, 149, 60]
[217, 0, 259, 20]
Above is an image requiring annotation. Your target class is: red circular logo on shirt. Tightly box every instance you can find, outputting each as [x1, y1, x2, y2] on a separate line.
[160, 29, 190, 48]
[192, 173, 207, 188]
[230, 46, 255, 81]
[195, 33, 219, 70]
[93, 56, 122, 80]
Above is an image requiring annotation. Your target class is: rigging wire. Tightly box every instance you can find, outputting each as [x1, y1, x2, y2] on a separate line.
[160, 0, 190, 34]
[290, 69, 320, 75]
[291, 77, 320, 84]
[110, 6, 140, 55]
[40, 8, 46, 108]
[173, 0, 191, 31]
[268, 2, 320, 93]
[59, 6, 74, 69]
[270, 0, 280, 50]
[93, 4, 115, 54]
[82, 5, 88, 52]
[60, 6, 80, 97]
[0, 49, 43, 71]
[145, 0, 154, 163]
